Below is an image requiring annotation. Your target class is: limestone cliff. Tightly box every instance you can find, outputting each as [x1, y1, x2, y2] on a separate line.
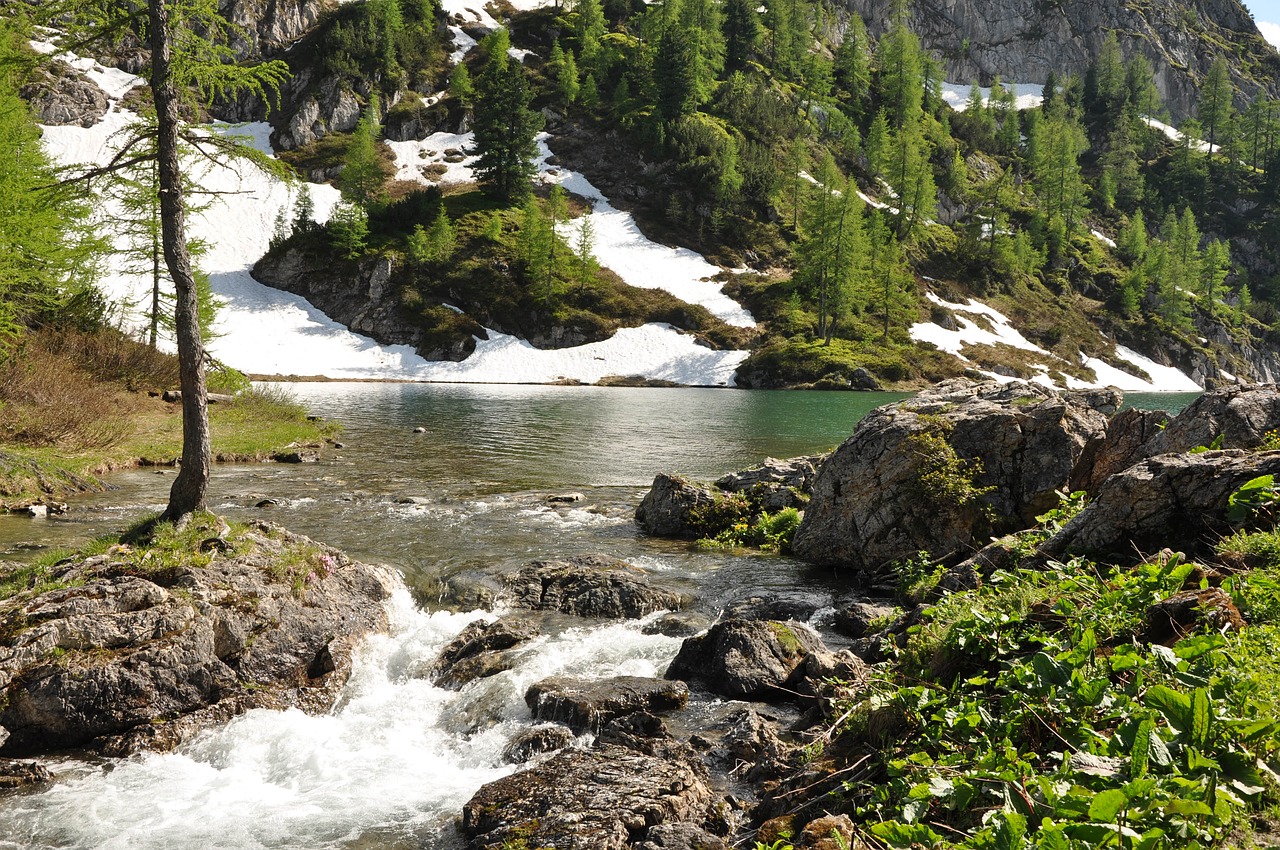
[847, 0, 1280, 120]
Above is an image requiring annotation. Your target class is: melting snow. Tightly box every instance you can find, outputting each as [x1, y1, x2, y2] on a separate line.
[1091, 229, 1117, 249]
[36, 37, 750, 384]
[939, 82, 1044, 112]
[911, 291, 1201, 392]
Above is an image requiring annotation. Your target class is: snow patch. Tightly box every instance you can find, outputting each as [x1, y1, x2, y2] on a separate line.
[1070, 346, 1202, 393]
[1091, 229, 1117, 249]
[910, 293, 1049, 357]
[387, 131, 479, 185]
[536, 136, 756, 328]
[939, 82, 1044, 112]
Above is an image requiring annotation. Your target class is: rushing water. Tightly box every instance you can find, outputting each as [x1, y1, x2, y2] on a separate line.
[0, 385, 1200, 849]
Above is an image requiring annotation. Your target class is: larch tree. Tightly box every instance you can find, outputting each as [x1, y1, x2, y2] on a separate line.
[471, 33, 543, 202]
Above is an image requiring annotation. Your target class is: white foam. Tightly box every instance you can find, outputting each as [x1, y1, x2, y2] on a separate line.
[0, 591, 683, 850]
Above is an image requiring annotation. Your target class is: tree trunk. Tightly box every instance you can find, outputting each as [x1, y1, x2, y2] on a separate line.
[150, 0, 211, 522]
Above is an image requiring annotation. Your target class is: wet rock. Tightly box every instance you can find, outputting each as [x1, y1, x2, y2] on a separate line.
[792, 380, 1113, 579]
[430, 616, 540, 690]
[1045, 450, 1280, 559]
[642, 611, 712, 637]
[0, 759, 53, 788]
[526, 675, 688, 733]
[0, 522, 397, 757]
[502, 723, 576, 764]
[831, 599, 897, 638]
[596, 711, 674, 754]
[716, 708, 792, 779]
[273, 449, 319, 463]
[666, 619, 825, 700]
[1146, 587, 1244, 644]
[547, 492, 585, 504]
[462, 742, 713, 850]
[722, 591, 830, 623]
[503, 554, 681, 619]
[635, 474, 718, 538]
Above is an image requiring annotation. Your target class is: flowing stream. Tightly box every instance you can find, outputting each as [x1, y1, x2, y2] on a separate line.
[0, 385, 1200, 849]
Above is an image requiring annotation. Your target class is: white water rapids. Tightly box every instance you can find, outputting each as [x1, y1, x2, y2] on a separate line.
[0, 589, 681, 849]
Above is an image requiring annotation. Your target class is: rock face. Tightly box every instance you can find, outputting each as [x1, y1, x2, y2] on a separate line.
[792, 380, 1113, 576]
[253, 248, 483, 362]
[526, 676, 689, 732]
[0, 522, 397, 757]
[20, 61, 109, 127]
[844, 0, 1280, 122]
[1070, 385, 1280, 494]
[713, 456, 824, 511]
[665, 619, 825, 700]
[430, 616, 540, 690]
[1046, 449, 1280, 558]
[502, 555, 681, 619]
[219, 0, 326, 59]
[461, 742, 714, 850]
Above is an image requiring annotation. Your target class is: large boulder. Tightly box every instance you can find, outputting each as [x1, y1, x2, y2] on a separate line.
[429, 616, 540, 690]
[461, 742, 714, 850]
[0, 520, 397, 757]
[792, 380, 1114, 577]
[1045, 449, 1280, 559]
[636, 457, 824, 539]
[665, 619, 825, 700]
[526, 676, 689, 733]
[1070, 386, 1280, 495]
[502, 555, 681, 619]
[635, 474, 718, 538]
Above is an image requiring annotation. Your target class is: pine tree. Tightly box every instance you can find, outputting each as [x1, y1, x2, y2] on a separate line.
[572, 0, 607, 68]
[866, 214, 913, 342]
[292, 185, 317, 236]
[408, 208, 456, 265]
[471, 35, 544, 202]
[329, 200, 369, 259]
[656, 25, 699, 122]
[1085, 31, 1126, 121]
[833, 14, 870, 111]
[1197, 56, 1234, 163]
[558, 48, 581, 107]
[793, 157, 866, 341]
[1201, 238, 1230, 315]
[450, 63, 475, 111]
[341, 107, 386, 208]
[1117, 210, 1148, 265]
[1029, 101, 1088, 238]
[722, 0, 760, 72]
[573, 214, 598, 292]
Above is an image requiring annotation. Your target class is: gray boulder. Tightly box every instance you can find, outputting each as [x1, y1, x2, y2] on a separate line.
[526, 675, 689, 733]
[635, 474, 718, 538]
[0, 521, 397, 757]
[713, 455, 824, 511]
[636, 823, 730, 850]
[0, 759, 52, 788]
[792, 380, 1113, 577]
[1045, 449, 1280, 559]
[502, 723, 576, 764]
[429, 616, 540, 690]
[665, 619, 825, 700]
[503, 554, 681, 619]
[461, 743, 713, 850]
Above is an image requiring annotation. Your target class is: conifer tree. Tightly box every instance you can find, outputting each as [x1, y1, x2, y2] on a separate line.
[329, 200, 369, 258]
[722, 0, 761, 72]
[833, 14, 870, 110]
[450, 63, 475, 112]
[471, 34, 544, 202]
[340, 106, 386, 208]
[573, 214, 598, 292]
[1197, 56, 1234, 164]
[572, 0, 607, 67]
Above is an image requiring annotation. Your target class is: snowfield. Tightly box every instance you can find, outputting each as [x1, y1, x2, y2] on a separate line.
[910, 292, 1201, 392]
[939, 81, 1044, 112]
[36, 35, 751, 385]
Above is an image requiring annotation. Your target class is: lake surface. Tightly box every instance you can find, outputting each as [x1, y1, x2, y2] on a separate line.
[0, 384, 1201, 849]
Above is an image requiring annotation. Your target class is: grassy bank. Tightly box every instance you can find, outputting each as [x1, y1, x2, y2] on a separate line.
[0, 327, 336, 508]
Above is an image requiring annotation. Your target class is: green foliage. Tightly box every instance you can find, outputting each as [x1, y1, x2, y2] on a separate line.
[340, 108, 388, 208]
[328, 200, 370, 259]
[698, 507, 801, 552]
[687, 489, 754, 538]
[1227, 474, 1280, 524]
[906, 415, 994, 517]
[407, 208, 457, 266]
[472, 32, 544, 203]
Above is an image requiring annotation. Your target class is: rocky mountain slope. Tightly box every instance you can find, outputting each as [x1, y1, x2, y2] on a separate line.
[846, 0, 1280, 120]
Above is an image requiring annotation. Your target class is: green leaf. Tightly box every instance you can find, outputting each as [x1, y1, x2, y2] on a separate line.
[870, 821, 944, 847]
[1088, 788, 1128, 822]
[1144, 684, 1191, 732]
[1191, 687, 1211, 747]
[1130, 718, 1154, 778]
[994, 811, 1027, 850]
[1034, 822, 1069, 850]
[1163, 798, 1213, 817]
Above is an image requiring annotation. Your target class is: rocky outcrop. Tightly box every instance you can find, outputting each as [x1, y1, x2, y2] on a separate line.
[501, 723, 576, 764]
[636, 456, 823, 539]
[21, 61, 109, 127]
[1046, 449, 1280, 559]
[792, 380, 1113, 577]
[1070, 385, 1280, 494]
[526, 676, 689, 732]
[0, 759, 52, 788]
[219, 0, 327, 59]
[502, 555, 682, 619]
[253, 247, 483, 362]
[665, 619, 825, 700]
[461, 742, 714, 850]
[429, 616, 540, 690]
[844, 0, 1280, 122]
[0, 521, 397, 757]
